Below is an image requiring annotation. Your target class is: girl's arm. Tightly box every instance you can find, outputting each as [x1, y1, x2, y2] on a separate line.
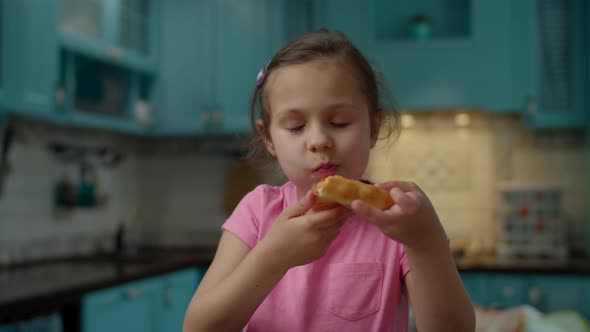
[404, 244, 475, 332]
[350, 181, 475, 331]
[183, 230, 288, 332]
[183, 192, 351, 332]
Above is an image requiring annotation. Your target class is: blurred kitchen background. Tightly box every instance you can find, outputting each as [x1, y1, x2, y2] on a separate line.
[1, 0, 590, 331]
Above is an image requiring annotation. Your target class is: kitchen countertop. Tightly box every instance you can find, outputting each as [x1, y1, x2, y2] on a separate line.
[455, 255, 590, 274]
[2, 245, 590, 322]
[0, 246, 216, 322]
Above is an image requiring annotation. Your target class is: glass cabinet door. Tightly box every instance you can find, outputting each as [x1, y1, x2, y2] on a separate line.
[72, 54, 132, 116]
[59, 0, 102, 41]
[0, 0, 4, 103]
[117, 0, 151, 56]
[517, 0, 587, 128]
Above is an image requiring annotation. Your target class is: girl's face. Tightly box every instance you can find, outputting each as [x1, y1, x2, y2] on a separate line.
[261, 58, 381, 197]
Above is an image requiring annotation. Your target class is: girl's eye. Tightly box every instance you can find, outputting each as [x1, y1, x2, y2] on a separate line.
[287, 125, 304, 133]
[331, 122, 350, 128]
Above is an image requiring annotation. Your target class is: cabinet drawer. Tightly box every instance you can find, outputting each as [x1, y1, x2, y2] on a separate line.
[527, 275, 587, 314]
[82, 278, 161, 332]
[461, 272, 527, 308]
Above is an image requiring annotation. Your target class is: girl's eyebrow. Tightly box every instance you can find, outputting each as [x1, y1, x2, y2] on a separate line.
[274, 108, 305, 119]
[276, 102, 360, 116]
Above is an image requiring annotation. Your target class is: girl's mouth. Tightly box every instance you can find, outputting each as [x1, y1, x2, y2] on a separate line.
[314, 163, 338, 177]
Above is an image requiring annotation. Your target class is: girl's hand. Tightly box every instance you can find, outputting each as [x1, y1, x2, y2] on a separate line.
[350, 181, 448, 252]
[259, 191, 352, 272]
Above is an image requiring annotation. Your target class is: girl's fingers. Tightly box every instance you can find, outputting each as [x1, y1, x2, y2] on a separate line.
[352, 188, 424, 224]
[390, 188, 420, 214]
[350, 200, 392, 228]
[375, 181, 422, 194]
[286, 190, 317, 218]
[304, 206, 351, 229]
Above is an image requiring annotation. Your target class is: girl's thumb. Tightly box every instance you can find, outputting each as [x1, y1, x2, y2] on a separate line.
[286, 190, 316, 218]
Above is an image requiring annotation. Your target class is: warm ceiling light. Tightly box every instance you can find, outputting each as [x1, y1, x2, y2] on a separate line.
[455, 113, 471, 127]
[401, 114, 415, 128]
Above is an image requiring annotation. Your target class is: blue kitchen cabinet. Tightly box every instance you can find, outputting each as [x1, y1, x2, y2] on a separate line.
[513, 0, 587, 129]
[285, 0, 315, 41]
[82, 277, 162, 332]
[527, 275, 590, 321]
[313, 0, 520, 112]
[159, 268, 204, 331]
[461, 272, 590, 321]
[461, 272, 527, 308]
[460, 272, 488, 306]
[156, 0, 285, 135]
[312, 0, 371, 51]
[0, 313, 63, 332]
[58, 49, 153, 134]
[215, 0, 286, 134]
[58, 0, 160, 73]
[485, 274, 528, 308]
[57, 0, 160, 134]
[3, 0, 60, 119]
[154, 0, 213, 135]
[0, 0, 7, 109]
[82, 268, 204, 332]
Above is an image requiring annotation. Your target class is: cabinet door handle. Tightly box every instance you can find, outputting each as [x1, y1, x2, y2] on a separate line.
[164, 287, 174, 307]
[201, 111, 210, 125]
[526, 96, 536, 115]
[55, 86, 66, 108]
[528, 287, 542, 306]
[122, 288, 140, 300]
[212, 110, 222, 124]
[106, 48, 123, 60]
[501, 287, 514, 299]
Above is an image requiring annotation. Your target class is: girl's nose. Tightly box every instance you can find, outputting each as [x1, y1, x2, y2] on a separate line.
[308, 126, 333, 152]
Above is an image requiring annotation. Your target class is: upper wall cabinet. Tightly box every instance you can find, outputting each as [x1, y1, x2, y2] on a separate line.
[2, 0, 59, 119]
[155, 0, 213, 136]
[314, 0, 589, 129]
[59, 0, 159, 73]
[155, 0, 285, 136]
[215, 0, 285, 134]
[55, 0, 160, 134]
[513, 0, 587, 129]
[314, 0, 520, 112]
[0, 0, 8, 108]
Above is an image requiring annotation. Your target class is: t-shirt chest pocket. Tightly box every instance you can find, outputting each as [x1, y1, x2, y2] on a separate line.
[327, 262, 383, 321]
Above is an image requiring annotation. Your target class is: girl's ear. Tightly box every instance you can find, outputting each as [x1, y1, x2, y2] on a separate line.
[256, 119, 276, 156]
[370, 110, 384, 148]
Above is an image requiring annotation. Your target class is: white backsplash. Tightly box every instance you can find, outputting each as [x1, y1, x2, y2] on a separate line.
[367, 112, 589, 253]
[0, 122, 140, 263]
[0, 113, 588, 263]
[135, 153, 234, 246]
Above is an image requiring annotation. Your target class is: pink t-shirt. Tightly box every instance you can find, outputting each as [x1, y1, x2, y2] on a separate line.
[223, 181, 411, 332]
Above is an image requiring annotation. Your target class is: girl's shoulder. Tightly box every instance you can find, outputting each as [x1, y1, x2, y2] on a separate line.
[246, 181, 295, 201]
[240, 181, 297, 214]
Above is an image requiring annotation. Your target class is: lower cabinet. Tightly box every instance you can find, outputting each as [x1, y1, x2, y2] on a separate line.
[82, 268, 204, 332]
[0, 313, 62, 332]
[460, 272, 590, 322]
[159, 268, 204, 332]
[527, 275, 590, 323]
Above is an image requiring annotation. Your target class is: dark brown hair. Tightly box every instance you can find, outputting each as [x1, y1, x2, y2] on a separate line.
[246, 29, 400, 167]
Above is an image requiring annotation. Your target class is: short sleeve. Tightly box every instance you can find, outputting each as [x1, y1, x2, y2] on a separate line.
[399, 245, 410, 278]
[222, 186, 263, 249]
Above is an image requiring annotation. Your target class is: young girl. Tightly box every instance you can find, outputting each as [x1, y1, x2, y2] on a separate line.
[183, 30, 475, 332]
